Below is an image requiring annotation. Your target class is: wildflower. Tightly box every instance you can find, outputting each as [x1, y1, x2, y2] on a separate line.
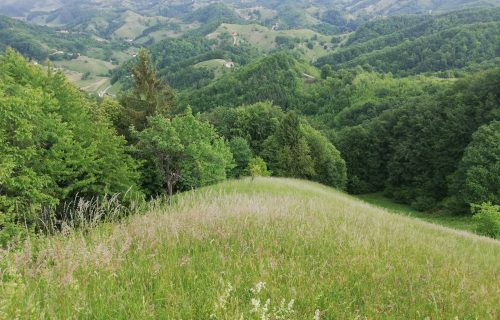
[287, 299, 295, 311]
[251, 298, 261, 313]
[251, 281, 266, 294]
[211, 282, 234, 318]
[314, 309, 321, 320]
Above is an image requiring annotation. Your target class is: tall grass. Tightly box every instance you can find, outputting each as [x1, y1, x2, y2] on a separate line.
[1, 178, 499, 319]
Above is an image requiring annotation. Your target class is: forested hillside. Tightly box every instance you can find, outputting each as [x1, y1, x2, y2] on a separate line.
[1, 3, 499, 245]
[0, 15, 98, 61]
[3, 0, 500, 21]
[316, 8, 500, 75]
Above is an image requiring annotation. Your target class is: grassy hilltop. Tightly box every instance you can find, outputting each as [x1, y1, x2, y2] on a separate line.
[1, 178, 498, 319]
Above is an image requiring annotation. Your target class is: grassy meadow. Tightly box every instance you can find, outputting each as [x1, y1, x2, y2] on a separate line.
[212, 23, 333, 61]
[357, 193, 479, 233]
[0, 178, 499, 319]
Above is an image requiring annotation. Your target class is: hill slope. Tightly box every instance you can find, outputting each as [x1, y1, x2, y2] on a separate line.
[1, 178, 498, 318]
[316, 8, 500, 74]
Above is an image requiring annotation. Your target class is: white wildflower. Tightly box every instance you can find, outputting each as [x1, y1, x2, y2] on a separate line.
[314, 309, 321, 320]
[251, 281, 266, 294]
[212, 282, 234, 318]
[287, 299, 295, 311]
[251, 298, 261, 313]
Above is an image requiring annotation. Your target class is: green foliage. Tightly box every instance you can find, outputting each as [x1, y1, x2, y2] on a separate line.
[317, 8, 500, 75]
[0, 212, 32, 248]
[118, 49, 177, 136]
[451, 121, 500, 209]
[263, 112, 315, 179]
[112, 34, 259, 91]
[0, 15, 118, 62]
[472, 203, 500, 238]
[205, 103, 346, 188]
[135, 109, 233, 196]
[303, 125, 347, 189]
[181, 53, 308, 112]
[320, 64, 333, 79]
[184, 4, 243, 25]
[134, 115, 184, 197]
[245, 157, 271, 178]
[204, 102, 284, 153]
[228, 137, 253, 178]
[332, 68, 500, 211]
[0, 49, 140, 244]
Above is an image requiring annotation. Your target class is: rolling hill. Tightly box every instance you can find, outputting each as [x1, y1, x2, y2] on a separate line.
[0, 15, 137, 95]
[316, 7, 500, 74]
[0, 0, 500, 33]
[1, 178, 498, 318]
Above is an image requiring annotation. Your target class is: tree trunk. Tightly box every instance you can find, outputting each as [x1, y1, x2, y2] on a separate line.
[166, 181, 173, 198]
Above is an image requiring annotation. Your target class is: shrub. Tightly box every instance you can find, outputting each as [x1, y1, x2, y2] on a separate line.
[245, 157, 271, 178]
[472, 203, 500, 239]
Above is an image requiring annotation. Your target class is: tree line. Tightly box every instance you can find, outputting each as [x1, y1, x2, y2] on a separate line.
[0, 49, 347, 246]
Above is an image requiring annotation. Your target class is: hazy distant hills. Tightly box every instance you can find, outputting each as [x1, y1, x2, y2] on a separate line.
[2, 0, 500, 21]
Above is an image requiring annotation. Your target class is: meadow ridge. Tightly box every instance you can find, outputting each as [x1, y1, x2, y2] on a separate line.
[1, 178, 498, 319]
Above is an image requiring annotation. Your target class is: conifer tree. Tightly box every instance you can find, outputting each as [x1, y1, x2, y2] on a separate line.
[118, 49, 177, 136]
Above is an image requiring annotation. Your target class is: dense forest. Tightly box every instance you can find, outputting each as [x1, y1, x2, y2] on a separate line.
[1, 2, 499, 247]
[316, 8, 500, 75]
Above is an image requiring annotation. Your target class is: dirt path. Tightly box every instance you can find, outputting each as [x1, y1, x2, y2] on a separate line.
[99, 85, 112, 97]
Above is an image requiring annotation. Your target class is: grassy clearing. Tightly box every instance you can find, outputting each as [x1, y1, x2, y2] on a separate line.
[357, 193, 478, 233]
[194, 59, 234, 79]
[112, 11, 167, 40]
[1, 178, 499, 319]
[53, 55, 115, 76]
[211, 24, 333, 61]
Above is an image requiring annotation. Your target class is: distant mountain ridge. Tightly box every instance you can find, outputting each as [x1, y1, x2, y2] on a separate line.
[2, 0, 500, 21]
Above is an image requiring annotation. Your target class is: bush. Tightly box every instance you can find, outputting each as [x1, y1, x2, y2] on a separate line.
[0, 212, 32, 248]
[472, 203, 500, 239]
[411, 196, 437, 212]
[245, 157, 271, 178]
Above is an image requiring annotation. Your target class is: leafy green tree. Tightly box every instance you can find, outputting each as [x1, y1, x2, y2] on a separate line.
[0, 49, 140, 245]
[134, 116, 184, 197]
[205, 102, 283, 153]
[320, 65, 333, 79]
[303, 125, 347, 189]
[263, 112, 315, 179]
[334, 124, 389, 194]
[174, 110, 234, 190]
[228, 137, 253, 178]
[245, 157, 271, 179]
[451, 121, 500, 210]
[136, 109, 234, 196]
